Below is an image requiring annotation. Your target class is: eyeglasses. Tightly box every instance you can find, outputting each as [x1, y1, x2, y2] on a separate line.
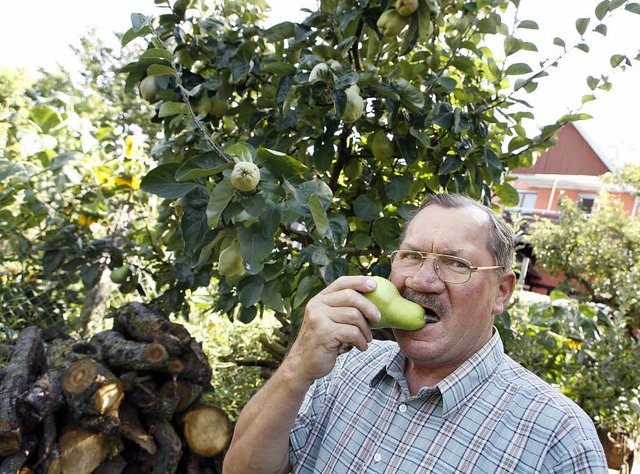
[389, 250, 504, 284]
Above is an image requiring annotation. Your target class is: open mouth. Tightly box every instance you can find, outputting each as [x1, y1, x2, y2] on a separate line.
[423, 308, 440, 324]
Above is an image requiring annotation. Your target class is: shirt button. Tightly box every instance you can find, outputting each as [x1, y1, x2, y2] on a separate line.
[399, 404, 407, 413]
[374, 453, 382, 463]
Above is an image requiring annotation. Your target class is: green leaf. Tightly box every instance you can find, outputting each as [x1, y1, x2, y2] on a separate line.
[610, 54, 627, 67]
[175, 152, 232, 181]
[553, 37, 566, 48]
[508, 136, 531, 153]
[586, 76, 599, 90]
[308, 193, 329, 237]
[257, 147, 308, 179]
[372, 217, 401, 250]
[140, 163, 201, 199]
[0, 159, 26, 180]
[131, 13, 149, 31]
[595, 1, 610, 20]
[259, 201, 283, 238]
[625, 2, 640, 14]
[50, 152, 82, 171]
[158, 102, 189, 118]
[504, 36, 522, 56]
[237, 275, 265, 307]
[292, 275, 321, 309]
[504, 63, 533, 75]
[121, 25, 153, 47]
[575, 17, 590, 35]
[141, 48, 172, 61]
[206, 178, 236, 227]
[594, 23, 608, 36]
[439, 155, 463, 174]
[393, 78, 424, 112]
[581, 94, 597, 104]
[353, 194, 382, 222]
[262, 61, 297, 75]
[577, 43, 590, 53]
[517, 20, 539, 30]
[30, 104, 62, 132]
[450, 56, 477, 76]
[385, 176, 412, 201]
[238, 224, 274, 274]
[261, 280, 286, 313]
[181, 188, 215, 258]
[147, 64, 176, 77]
[225, 142, 256, 163]
[493, 183, 520, 207]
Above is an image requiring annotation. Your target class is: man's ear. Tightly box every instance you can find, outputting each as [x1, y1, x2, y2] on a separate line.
[492, 271, 516, 315]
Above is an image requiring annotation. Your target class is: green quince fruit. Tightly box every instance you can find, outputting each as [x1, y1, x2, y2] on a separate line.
[364, 276, 426, 330]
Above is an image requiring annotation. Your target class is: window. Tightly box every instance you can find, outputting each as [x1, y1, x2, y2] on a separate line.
[577, 193, 595, 213]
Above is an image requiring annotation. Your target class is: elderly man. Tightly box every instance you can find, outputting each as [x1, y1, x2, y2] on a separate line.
[223, 193, 607, 473]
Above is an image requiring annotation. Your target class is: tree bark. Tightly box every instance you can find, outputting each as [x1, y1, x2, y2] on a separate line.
[112, 302, 192, 355]
[0, 432, 37, 473]
[0, 326, 43, 456]
[149, 419, 182, 474]
[91, 330, 168, 372]
[160, 380, 203, 413]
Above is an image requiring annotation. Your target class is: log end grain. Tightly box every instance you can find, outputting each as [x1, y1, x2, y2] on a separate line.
[182, 406, 232, 457]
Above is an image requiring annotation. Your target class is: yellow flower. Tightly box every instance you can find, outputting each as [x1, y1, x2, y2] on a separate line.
[125, 136, 135, 157]
[566, 339, 582, 350]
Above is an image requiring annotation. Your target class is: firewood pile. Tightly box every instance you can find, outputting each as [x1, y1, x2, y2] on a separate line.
[0, 302, 233, 474]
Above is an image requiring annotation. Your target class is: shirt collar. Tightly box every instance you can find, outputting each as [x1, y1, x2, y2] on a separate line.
[369, 330, 505, 417]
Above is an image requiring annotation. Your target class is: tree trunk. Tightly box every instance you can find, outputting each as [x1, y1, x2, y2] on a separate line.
[0, 326, 43, 456]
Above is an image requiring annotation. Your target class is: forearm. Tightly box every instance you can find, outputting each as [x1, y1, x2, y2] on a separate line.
[222, 356, 312, 474]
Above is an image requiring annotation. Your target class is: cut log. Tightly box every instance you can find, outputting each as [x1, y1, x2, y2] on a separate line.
[180, 404, 232, 457]
[0, 433, 37, 473]
[18, 339, 89, 425]
[160, 380, 203, 413]
[176, 340, 213, 385]
[91, 331, 168, 372]
[62, 358, 124, 417]
[118, 403, 157, 455]
[38, 415, 62, 474]
[112, 302, 192, 355]
[59, 428, 107, 474]
[0, 326, 43, 456]
[123, 376, 177, 421]
[149, 419, 182, 474]
[92, 454, 127, 474]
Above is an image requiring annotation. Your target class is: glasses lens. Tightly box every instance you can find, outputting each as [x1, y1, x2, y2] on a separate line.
[392, 250, 422, 274]
[435, 255, 472, 283]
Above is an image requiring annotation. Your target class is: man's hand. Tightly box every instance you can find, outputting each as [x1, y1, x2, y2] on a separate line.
[286, 276, 382, 383]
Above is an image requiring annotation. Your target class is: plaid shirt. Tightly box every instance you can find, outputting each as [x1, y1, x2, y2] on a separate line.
[290, 331, 608, 473]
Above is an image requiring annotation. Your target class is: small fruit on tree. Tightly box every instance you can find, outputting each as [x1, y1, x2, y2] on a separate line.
[110, 266, 131, 284]
[371, 130, 394, 161]
[210, 94, 228, 118]
[343, 159, 363, 180]
[395, 0, 419, 16]
[341, 84, 365, 123]
[376, 9, 410, 37]
[139, 76, 159, 102]
[218, 240, 244, 276]
[230, 162, 261, 192]
[309, 63, 332, 83]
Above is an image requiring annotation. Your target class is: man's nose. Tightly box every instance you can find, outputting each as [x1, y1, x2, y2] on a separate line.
[406, 257, 445, 291]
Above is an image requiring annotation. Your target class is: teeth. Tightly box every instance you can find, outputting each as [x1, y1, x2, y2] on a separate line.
[423, 309, 440, 323]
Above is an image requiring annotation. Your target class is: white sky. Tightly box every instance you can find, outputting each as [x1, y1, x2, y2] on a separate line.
[2, 0, 639, 166]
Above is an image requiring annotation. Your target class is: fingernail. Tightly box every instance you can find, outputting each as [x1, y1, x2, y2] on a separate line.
[366, 278, 376, 289]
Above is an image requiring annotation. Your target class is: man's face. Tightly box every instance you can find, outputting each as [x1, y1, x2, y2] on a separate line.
[390, 204, 514, 375]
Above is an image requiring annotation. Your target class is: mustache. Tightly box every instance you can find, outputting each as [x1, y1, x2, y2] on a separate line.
[403, 290, 447, 316]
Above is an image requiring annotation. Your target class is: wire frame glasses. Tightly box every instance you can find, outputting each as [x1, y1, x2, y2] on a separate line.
[389, 250, 504, 284]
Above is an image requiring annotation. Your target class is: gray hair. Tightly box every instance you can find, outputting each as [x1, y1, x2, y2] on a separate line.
[400, 194, 515, 271]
